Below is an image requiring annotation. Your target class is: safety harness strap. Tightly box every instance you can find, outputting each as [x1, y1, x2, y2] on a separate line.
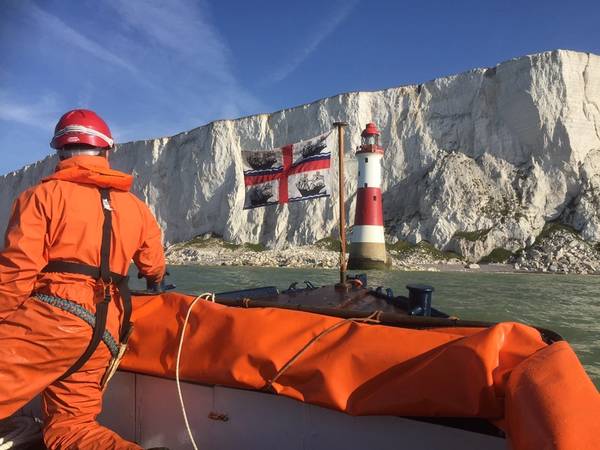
[42, 188, 133, 380]
[43, 260, 132, 342]
[63, 188, 110, 379]
[99, 188, 111, 283]
[44, 260, 124, 281]
[54, 189, 109, 379]
[35, 293, 119, 358]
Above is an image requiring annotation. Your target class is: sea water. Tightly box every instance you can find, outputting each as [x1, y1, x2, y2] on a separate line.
[133, 266, 600, 388]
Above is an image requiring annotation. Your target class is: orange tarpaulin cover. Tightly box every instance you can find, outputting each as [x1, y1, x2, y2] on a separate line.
[121, 292, 600, 450]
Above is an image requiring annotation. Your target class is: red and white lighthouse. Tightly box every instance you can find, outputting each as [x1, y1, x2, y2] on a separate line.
[348, 123, 389, 269]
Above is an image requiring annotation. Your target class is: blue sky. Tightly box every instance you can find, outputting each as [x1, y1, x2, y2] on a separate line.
[1, 0, 599, 175]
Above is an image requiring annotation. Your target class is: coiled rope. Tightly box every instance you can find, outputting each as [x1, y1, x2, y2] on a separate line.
[176, 292, 215, 450]
[175, 294, 383, 450]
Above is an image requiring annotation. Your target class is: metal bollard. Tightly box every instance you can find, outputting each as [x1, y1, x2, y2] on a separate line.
[406, 284, 434, 316]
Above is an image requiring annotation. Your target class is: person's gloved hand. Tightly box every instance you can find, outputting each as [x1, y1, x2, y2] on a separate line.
[146, 277, 166, 293]
[139, 271, 175, 293]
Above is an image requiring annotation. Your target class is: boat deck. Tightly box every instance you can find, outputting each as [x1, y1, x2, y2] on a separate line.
[256, 283, 410, 314]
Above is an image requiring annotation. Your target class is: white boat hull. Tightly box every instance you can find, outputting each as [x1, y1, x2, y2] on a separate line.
[18, 371, 506, 449]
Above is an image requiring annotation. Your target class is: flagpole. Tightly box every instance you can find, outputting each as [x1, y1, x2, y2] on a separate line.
[333, 121, 348, 286]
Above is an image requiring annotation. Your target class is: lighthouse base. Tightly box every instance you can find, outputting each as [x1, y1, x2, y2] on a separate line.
[348, 242, 391, 270]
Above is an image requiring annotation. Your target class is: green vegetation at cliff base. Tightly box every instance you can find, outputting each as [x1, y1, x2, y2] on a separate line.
[181, 235, 266, 252]
[388, 240, 461, 261]
[315, 237, 341, 252]
[535, 222, 580, 244]
[479, 248, 513, 264]
[453, 228, 492, 242]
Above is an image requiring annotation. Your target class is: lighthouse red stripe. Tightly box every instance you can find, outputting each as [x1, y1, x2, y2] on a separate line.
[354, 187, 383, 226]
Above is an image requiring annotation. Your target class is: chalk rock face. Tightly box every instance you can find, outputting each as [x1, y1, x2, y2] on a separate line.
[1, 50, 600, 261]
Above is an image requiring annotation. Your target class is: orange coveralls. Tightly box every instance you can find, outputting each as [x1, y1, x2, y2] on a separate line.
[0, 155, 166, 449]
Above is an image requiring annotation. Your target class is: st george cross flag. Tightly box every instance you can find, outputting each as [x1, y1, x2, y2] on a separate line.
[242, 131, 333, 209]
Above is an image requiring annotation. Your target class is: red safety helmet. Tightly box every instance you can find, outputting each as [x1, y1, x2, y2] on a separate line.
[51, 109, 114, 149]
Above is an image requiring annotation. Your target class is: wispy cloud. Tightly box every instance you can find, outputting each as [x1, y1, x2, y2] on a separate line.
[0, 90, 60, 130]
[267, 0, 360, 83]
[105, 0, 266, 121]
[107, 0, 232, 79]
[25, 1, 139, 75]
[0, 0, 266, 155]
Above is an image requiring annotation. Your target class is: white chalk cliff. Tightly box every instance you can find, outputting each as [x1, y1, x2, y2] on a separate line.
[2, 50, 600, 261]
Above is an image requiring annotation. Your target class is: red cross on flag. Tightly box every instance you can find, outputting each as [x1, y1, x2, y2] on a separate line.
[242, 131, 333, 209]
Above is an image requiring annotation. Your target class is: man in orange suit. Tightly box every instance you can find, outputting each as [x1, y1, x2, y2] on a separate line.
[0, 109, 166, 449]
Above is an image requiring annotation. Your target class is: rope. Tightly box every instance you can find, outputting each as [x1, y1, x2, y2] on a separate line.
[264, 311, 382, 391]
[35, 294, 119, 357]
[176, 292, 215, 450]
[175, 296, 383, 448]
[0, 416, 43, 450]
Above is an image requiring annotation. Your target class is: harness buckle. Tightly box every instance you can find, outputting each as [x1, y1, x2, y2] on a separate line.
[97, 278, 112, 302]
[102, 198, 112, 211]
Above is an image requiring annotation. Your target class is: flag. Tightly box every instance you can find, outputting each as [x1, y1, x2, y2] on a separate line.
[242, 131, 333, 209]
